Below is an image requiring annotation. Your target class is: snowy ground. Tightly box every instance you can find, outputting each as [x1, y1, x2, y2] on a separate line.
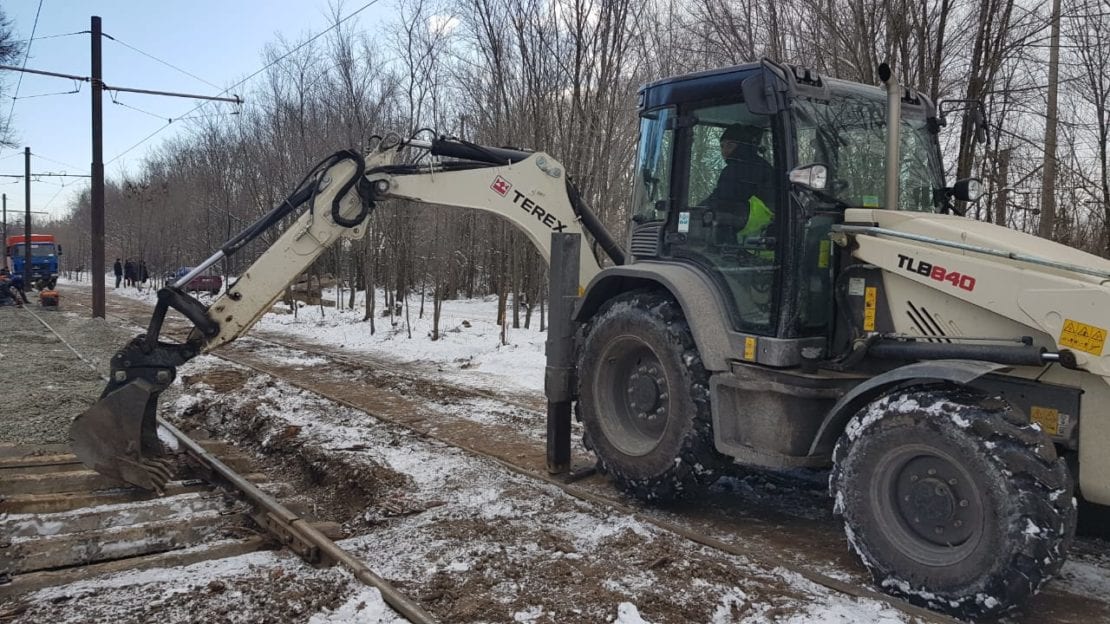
[163, 355, 917, 624]
[101, 278, 550, 395]
[29, 277, 1109, 623]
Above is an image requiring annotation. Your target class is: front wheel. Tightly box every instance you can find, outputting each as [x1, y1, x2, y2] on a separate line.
[577, 291, 725, 502]
[831, 389, 1075, 619]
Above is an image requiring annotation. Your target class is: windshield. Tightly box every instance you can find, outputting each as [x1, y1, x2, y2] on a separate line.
[8, 243, 56, 257]
[793, 89, 944, 211]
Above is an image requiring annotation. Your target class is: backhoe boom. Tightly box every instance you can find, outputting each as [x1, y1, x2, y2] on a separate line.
[71, 139, 611, 491]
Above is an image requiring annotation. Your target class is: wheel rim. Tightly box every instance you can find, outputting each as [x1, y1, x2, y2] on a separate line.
[593, 334, 671, 457]
[871, 444, 985, 566]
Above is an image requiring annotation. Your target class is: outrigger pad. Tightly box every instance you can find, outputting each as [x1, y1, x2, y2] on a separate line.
[70, 379, 174, 493]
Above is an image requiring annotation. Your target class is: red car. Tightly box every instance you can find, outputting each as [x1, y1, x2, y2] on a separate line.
[172, 267, 222, 295]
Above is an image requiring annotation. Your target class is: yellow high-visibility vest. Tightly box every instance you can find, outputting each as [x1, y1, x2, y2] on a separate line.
[737, 196, 775, 263]
[737, 195, 773, 240]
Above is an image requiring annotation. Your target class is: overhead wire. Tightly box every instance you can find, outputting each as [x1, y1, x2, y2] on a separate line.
[9, 30, 86, 43]
[10, 82, 82, 100]
[0, 0, 45, 161]
[31, 153, 81, 170]
[109, 92, 171, 122]
[105, 0, 382, 165]
[102, 34, 223, 90]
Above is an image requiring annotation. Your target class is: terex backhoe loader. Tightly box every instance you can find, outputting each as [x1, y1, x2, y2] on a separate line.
[72, 59, 1109, 618]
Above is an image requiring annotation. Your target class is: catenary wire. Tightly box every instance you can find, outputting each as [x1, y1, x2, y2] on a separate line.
[0, 0, 45, 161]
[105, 0, 382, 165]
[102, 34, 224, 90]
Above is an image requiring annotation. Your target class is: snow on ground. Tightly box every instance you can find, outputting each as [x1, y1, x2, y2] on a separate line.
[151, 354, 916, 623]
[98, 278, 549, 394]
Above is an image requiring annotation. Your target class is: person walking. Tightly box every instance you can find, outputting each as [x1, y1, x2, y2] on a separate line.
[124, 259, 136, 288]
[113, 258, 123, 288]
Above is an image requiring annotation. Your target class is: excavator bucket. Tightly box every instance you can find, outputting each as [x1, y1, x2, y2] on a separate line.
[70, 378, 176, 492]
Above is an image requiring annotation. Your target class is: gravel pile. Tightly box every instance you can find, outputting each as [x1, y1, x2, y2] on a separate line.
[0, 306, 140, 445]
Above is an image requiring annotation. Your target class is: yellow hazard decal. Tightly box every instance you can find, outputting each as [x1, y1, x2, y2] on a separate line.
[1059, 319, 1107, 356]
[863, 287, 877, 331]
[743, 336, 757, 361]
[1030, 406, 1062, 436]
[818, 239, 831, 269]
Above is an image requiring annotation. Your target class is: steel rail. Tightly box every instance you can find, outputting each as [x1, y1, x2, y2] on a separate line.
[21, 303, 435, 624]
[158, 419, 436, 624]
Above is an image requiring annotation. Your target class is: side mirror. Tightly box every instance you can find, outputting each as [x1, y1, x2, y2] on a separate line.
[789, 164, 829, 191]
[952, 178, 984, 203]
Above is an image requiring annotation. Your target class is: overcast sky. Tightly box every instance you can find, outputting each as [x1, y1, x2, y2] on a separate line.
[1, 0, 388, 224]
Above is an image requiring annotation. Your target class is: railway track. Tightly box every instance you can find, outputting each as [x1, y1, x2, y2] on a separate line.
[0, 303, 434, 624]
[56, 287, 1110, 623]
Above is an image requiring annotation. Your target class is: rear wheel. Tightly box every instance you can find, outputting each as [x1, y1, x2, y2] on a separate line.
[577, 291, 724, 501]
[831, 388, 1075, 619]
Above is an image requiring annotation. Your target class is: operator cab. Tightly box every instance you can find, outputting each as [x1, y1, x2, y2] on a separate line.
[629, 60, 945, 365]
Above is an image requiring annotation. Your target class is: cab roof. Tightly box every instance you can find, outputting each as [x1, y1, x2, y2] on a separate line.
[638, 63, 760, 111]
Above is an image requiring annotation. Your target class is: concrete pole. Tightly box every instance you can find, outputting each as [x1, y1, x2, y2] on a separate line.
[24, 147, 31, 288]
[91, 15, 105, 317]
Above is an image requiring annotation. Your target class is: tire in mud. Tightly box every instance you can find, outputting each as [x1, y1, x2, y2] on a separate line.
[577, 291, 725, 502]
[830, 388, 1076, 619]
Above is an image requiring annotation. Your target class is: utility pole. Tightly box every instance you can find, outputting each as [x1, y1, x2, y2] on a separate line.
[1, 16, 240, 316]
[2, 193, 6, 266]
[1038, 0, 1062, 240]
[91, 15, 105, 318]
[24, 147, 31, 288]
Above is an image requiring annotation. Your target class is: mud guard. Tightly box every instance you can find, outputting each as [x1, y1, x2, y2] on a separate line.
[574, 262, 736, 372]
[807, 359, 1008, 457]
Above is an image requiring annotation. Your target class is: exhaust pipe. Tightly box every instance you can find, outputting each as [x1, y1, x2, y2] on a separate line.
[878, 63, 900, 211]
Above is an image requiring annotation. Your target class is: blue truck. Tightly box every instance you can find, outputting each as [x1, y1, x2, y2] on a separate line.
[5, 233, 61, 289]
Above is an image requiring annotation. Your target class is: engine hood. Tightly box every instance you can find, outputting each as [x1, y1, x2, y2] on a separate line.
[843, 208, 1110, 283]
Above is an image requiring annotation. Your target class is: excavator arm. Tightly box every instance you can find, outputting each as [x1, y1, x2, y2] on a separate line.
[71, 138, 618, 491]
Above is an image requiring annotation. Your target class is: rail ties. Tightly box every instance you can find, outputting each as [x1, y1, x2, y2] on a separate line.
[0, 442, 277, 596]
[6, 303, 433, 623]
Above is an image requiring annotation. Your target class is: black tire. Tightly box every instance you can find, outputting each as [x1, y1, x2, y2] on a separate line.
[830, 388, 1076, 619]
[577, 290, 725, 501]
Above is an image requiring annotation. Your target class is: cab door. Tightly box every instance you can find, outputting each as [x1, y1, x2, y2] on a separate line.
[664, 98, 787, 336]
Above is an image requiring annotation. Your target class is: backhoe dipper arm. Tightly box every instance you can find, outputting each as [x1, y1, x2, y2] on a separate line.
[72, 138, 621, 492]
[71, 151, 375, 491]
[199, 141, 609, 350]
[195, 156, 373, 350]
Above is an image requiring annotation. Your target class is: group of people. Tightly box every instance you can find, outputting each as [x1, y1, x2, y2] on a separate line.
[113, 258, 149, 289]
[0, 267, 28, 307]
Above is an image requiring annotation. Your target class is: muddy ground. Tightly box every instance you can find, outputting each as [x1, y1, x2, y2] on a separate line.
[0, 292, 926, 624]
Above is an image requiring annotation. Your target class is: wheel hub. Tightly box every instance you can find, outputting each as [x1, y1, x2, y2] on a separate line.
[627, 368, 664, 419]
[894, 456, 977, 546]
[593, 338, 671, 457]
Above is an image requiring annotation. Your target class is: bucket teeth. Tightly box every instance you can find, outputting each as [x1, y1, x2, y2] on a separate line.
[70, 378, 175, 492]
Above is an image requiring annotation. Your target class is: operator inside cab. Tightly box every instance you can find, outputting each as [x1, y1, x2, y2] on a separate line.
[703, 123, 775, 248]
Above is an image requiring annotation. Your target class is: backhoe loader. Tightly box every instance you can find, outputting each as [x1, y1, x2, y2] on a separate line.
[72, 59, 1110, 618]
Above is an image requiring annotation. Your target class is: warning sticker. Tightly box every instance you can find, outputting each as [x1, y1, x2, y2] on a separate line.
[1059, 319, 1108, 356]
[818, 239, 831, 269]
[1030, 406, 1062, 436]
[677, 211, 690, 233]
[863, 286, 877, 331]
[743, 336, 757, 361]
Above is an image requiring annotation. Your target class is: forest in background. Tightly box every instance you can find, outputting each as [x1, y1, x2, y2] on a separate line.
[10, 0, 1110, 337]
